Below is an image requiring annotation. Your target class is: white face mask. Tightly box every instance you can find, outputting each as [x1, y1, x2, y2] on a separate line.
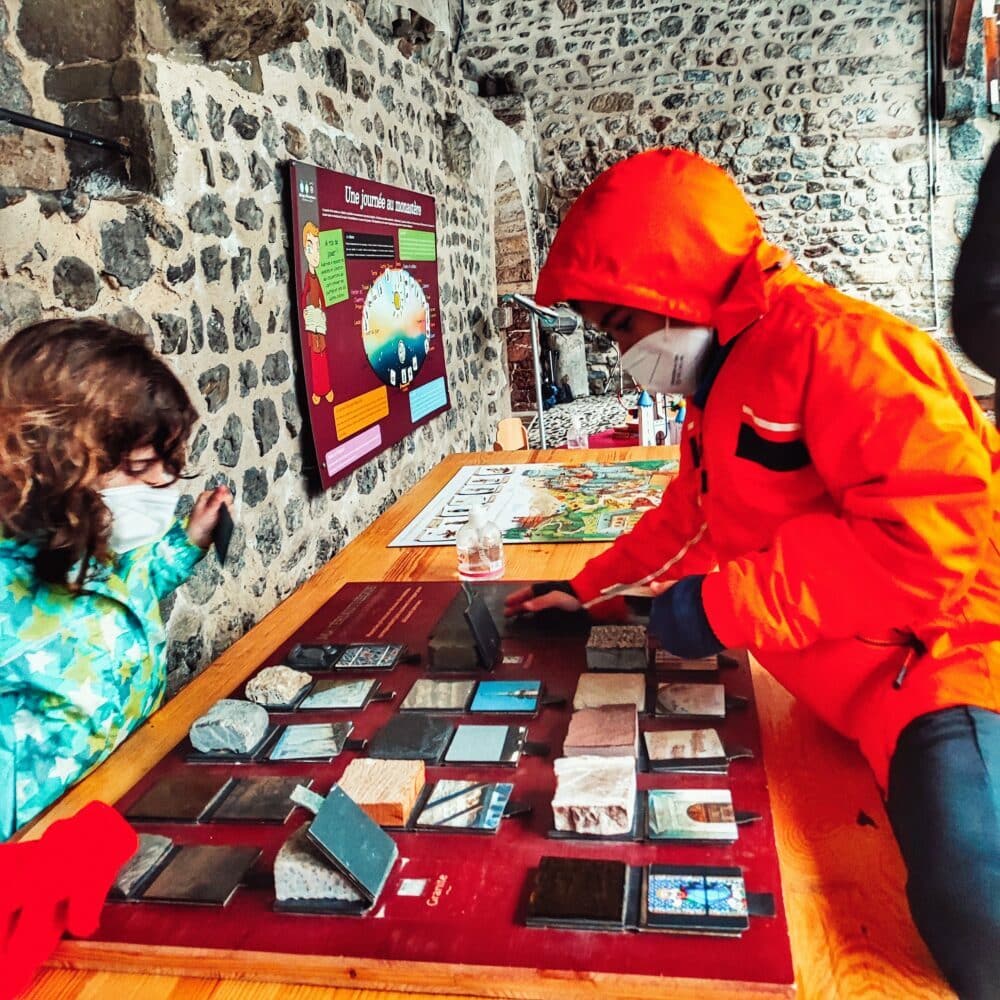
[100, 484, 180, 555]
[619, 322, 715, 396]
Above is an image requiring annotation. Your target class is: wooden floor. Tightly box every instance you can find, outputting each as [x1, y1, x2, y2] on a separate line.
[22, 449, 955, 999]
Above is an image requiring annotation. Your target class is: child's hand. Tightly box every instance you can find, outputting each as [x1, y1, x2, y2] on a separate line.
[187, 487, 233, 549]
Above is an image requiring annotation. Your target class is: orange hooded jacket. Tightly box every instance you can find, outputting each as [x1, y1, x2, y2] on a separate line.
[536, 148, 1000, 788]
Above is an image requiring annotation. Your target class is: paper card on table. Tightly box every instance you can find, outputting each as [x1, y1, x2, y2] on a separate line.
[400, 678, 476, 712]
[299, 677, 378, 711]
[307, 785, 398, 902]
[647, 788, 738, 842]
[208, 776, 307, 824]
[414, 780, 513, 832]
[443, 724, 525, 765]
[469, 679, 541, 714]
[643, 728, 727, 764]
[125, 772, 230, 823]
[655, 682, 726, 719]
[139, 845, 261, 906]
[643, 866, 749, 934]
[268, 722, 353, 761]
[336, 643, 404, 669]
[368, 714, 454, 762]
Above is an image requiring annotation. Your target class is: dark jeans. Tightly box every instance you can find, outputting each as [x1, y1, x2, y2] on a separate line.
[887, 706, 1000, 999]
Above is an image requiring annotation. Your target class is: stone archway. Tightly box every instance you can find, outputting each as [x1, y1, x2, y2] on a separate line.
[493, 160, 535, 413]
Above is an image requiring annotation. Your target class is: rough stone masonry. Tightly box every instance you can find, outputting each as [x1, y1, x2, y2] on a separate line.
[460, 0, 1000, 337]
[0, 0, 537, 688]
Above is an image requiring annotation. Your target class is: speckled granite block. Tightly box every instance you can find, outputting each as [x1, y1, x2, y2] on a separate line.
[273, 824, 364, 903]
[586, 625, 648, 671]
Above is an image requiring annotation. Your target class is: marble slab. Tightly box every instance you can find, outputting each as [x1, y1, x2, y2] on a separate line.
[551, 755, 636, 836]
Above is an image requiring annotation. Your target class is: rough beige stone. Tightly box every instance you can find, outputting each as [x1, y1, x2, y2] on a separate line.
[245, 665, 311, 706]
[572, 672, 645, 711]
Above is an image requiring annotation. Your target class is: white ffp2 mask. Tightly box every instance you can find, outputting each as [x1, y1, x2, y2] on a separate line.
[619, 323, 715, 396]
[100, 484, 180, 555]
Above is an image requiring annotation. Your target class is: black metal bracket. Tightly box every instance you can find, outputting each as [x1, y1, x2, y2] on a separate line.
[0, 108, 130, 158]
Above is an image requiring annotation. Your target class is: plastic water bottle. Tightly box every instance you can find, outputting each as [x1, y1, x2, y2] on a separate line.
[565, 414, 589, 449]
[637, 389, 656, 446]
[456, 504, 505, 580]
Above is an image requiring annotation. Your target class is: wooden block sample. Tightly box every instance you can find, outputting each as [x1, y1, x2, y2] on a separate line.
[337, 758, 425, 826]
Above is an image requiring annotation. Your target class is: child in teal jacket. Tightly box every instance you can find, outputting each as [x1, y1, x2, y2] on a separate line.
[0, 319, 231, 838]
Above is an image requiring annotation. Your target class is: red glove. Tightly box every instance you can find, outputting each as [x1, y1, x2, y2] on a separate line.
[0, 803, 137, 999]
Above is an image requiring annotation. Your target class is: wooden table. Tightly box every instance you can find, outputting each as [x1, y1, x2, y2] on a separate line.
[22, 448, 953, 1000]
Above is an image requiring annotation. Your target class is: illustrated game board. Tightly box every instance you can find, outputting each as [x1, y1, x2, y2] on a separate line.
[95, 582, 793, 997]
[389, 461, 679, 546]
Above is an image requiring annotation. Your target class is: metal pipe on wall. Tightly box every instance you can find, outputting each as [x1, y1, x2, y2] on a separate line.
[528, 311, 547, 448]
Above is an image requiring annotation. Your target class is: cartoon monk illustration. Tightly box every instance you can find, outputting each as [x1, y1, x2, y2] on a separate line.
[301, 222, 334, 406]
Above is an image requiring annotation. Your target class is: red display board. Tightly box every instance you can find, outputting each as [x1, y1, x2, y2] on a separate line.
[290, 163, 451, 488]
[104, 583, 793, 995]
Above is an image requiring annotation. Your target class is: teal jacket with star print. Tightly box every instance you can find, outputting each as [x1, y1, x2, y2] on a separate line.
[0, 522, 205, 839]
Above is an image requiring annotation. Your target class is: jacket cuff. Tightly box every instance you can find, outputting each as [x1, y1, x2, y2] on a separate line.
[700, 570, 748, 649]
[569, 570, 630, 622]
[649, 575, 725, 659]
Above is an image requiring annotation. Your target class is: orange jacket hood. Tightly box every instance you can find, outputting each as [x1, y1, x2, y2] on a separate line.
[535, 148, 790, 343]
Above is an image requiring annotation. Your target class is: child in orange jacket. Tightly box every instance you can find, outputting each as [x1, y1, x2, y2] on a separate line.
[507, 149, 1000, 998]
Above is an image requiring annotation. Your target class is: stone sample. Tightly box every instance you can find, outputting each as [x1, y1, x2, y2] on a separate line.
[563, 705, 638, 758]
[586, 625, 648, 671]
[551, 756, 636, 837]
[189, 698, 269, 753]
[245, 665, 311, 706]
[400, 678, 476, 711]
[337, 758, 425, 826]
[113, 833, 173, 898]
[274, 824, 364, 904]
[572, 672, 646, 712]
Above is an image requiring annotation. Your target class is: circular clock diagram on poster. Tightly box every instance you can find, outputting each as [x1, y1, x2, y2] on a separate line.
[361, 267, 431, 389]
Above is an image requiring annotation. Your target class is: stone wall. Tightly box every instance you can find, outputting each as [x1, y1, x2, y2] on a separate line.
[0, 0, 536, 689]
[459, 0, 1000, 338]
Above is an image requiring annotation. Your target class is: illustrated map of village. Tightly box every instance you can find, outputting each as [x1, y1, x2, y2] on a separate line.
[389, 461, 679, 546]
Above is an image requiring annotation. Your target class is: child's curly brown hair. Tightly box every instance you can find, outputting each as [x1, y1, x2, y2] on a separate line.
[0, 319, 198, 589]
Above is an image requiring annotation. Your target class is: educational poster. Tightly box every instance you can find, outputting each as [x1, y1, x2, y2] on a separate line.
[289, 162, 451, 488]
[389, 461, 679, 547]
